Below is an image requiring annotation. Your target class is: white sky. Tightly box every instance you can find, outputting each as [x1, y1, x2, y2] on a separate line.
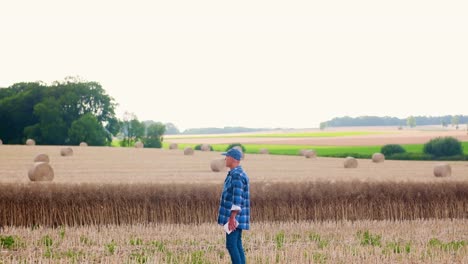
[1, 1, 467, 130]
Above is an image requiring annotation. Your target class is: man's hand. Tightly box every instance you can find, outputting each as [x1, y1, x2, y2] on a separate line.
[228, 213, 238, 231]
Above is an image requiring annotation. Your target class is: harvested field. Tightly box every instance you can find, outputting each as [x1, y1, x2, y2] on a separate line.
[1, 144, 467, 263]
[1, 220, 467, 263]
[1, 145, 468, 184]
[166, 127, 468, 146]
[0, 145, 467, 227]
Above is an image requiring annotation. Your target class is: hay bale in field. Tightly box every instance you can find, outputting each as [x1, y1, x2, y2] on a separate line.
[305, 150, 317, 159]
[134, 141, 144, 148]
[79, 142, 88, 147]
[34, 153, 50, 163]
[60, 147, 73, 157]
[259, 148, 269, 154]
[210, 158, 226, 172]
[434, 163, 451, 177]
[169, 143, 178, 150]
[232, 146, 245, 159]
[28, 162, 54, 181]
[26, 139, 35, 146]
[184, 147, 194, 155]
[372, 153, 385, 163]
[0, 139, 2, 145]
[201, 144, 212, 151]
[344, 157, 358, 168]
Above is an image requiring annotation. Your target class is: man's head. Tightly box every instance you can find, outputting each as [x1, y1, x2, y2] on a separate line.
[222, 148, 242, 168]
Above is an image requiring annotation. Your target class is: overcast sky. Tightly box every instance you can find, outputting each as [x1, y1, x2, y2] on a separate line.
[1, 1, 467, 130]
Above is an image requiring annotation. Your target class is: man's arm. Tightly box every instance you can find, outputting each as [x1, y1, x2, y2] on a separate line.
[228, 174, 244, 231]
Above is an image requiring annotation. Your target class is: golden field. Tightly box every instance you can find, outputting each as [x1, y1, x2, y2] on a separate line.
[0, 144, 467, 263]
[1, 145, 468, 184]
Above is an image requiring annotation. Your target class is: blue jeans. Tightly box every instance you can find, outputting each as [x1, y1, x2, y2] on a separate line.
[226, 229, 245, 264]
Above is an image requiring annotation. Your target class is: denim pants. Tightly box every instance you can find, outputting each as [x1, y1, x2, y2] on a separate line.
[226, 229, 245, 264]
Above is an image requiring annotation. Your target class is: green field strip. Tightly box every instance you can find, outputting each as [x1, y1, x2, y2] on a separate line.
[162, 142, 468, 157]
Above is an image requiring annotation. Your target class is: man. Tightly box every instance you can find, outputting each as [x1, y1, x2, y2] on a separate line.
[218, 148, 250, 264]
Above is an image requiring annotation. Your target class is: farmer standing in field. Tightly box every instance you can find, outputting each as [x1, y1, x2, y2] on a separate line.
[218, 148, 250, 264]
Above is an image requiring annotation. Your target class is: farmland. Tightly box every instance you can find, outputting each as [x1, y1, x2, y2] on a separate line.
[1, 127, 468, 263]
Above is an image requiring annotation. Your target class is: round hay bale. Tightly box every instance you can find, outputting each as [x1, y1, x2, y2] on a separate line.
[305, 150, 317, 159]
[26, 139, 35, 146]
[201, 144, 212, 151]
[28, 162, 54, 181]
[169, 143, 178, 150]
[372, 153, 385, 163]
[434, 163, 451, 177]
[34, 153, 50, 163]
[210, 158, 226, 172]
[134, 141, 144, 148]
[184, 147, 194, 155]
[79, 142, 88, 147]
[232, 146, 245, 159]
[344, 157, 358, 168]
[259, 149, 269, 154]
[60, 147, 73, 157]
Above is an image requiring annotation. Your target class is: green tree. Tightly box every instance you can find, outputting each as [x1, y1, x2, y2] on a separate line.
[69, 113, 107, 146]
[164, 122, 180, 134]
[423, 137, 463, 157]
[143, 122, 166, 148]
[0, 83, 45, 143]
[25, 98, 68, 145]
[120, 112, 145, 147]
[406, 116, 416, 128]
[0, 78, 118, 145]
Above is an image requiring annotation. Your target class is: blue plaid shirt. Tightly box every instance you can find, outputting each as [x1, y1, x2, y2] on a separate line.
[217, 166, 250, 230]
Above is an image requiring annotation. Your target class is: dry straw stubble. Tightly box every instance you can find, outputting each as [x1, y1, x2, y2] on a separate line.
[1, 181, 467, 227]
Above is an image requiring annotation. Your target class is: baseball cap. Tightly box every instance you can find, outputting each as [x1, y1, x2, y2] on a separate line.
[221, 148, 242, 161]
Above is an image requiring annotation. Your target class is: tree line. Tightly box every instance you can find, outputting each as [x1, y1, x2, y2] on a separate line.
[321, 115, 468, 129]
[0, 78, 165, 147]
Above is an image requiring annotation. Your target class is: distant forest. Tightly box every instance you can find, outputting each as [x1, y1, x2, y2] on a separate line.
[321, 115, 468, 127]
